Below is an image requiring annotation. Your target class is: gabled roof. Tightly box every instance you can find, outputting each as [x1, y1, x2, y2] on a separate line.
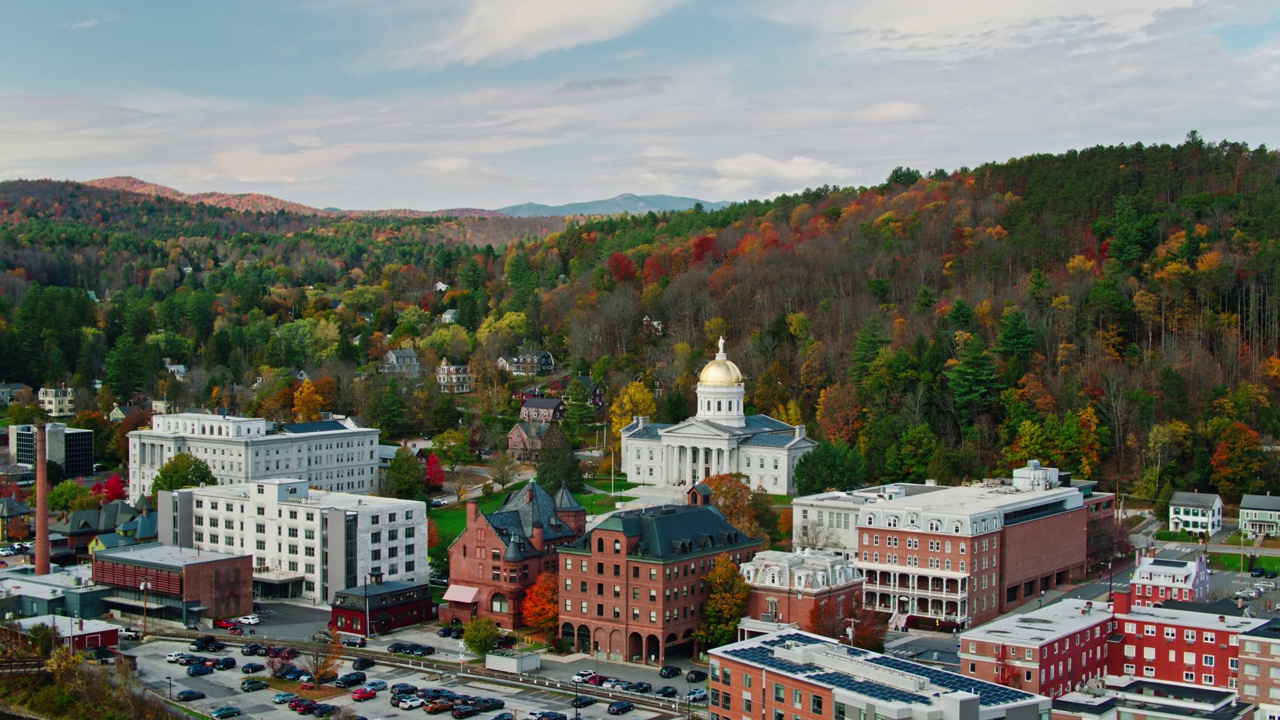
[741, 433, 801, 448]
[553, 483, 585, 512]
[510, 422, 551, 440]
[482, 481, 579, 561]
[569, 504, 759, 561]
[0, 496, 32, 518]
[522, 398, 564, 410]
[1170, 491, 1221, 509]
[387, 349, 418, 361]
[1242, 494, 1280, 512]
[620, 420, 672, 440]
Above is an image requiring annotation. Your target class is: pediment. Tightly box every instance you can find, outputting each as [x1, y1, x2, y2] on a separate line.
[658, 418, 735, 439]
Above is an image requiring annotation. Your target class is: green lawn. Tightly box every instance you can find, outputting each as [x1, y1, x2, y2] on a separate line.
[1153, 530, 1196, 542]
[575, 492, 635, 514]
[1222, 531, 1247, 547]
[429, 480, 528, 538]
[584, 476, 639, 492]
[1208, 553, 1280, 573]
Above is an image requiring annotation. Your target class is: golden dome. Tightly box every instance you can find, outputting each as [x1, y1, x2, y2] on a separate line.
[699, 337, 743, 386]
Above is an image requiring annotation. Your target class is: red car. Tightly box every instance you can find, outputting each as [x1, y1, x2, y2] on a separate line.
[351, 687, 377, 702]
[213, 619, 239, 629]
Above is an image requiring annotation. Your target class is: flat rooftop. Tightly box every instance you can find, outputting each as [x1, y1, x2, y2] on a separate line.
[191, 479, 423, 512]
[1119, 603, 1266, 633]
[714, 630, 1046, 711]
[865, 482, 1082, 517]
[963, 600, 1108, 646]
[1054, 678, 1246, 720]
[16, 615, 120, 636]
[93, 542, 248, 569]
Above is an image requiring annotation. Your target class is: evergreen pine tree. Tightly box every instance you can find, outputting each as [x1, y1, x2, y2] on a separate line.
[945, 335, 1000, 426]
[848, 319, 888, 385]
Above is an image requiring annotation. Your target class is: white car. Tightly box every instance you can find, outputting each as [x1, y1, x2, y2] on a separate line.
[120, 628, 141, 641]
[0, 547, 15, 557]
[602, 678, 625, 690]
[572, 671, 597, 684]
[399, 697, 425, 710]
[166, 652, 185, 663]
[237, 614, 260, 625]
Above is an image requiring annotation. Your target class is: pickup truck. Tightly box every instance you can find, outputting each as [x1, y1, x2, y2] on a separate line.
[119, 628, 141, 641]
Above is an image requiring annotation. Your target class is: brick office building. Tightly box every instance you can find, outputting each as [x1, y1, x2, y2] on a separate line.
[1238, 618, 1280, 720]
[711, 630, 1050, 720]
[331, 578, 433, 637]
[740, 549, 864, 627]
[959, 599, 1113, 698]
[1129, 550, 1211, 608]
[92, 543, 253, 626]
[441, 481, 585, 629]
[557, 486, 760, 664]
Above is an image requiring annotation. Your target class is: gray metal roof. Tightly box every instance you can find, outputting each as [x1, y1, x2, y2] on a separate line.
[483, 481, 579, 561]
[1242, 494, 1280, 512]
[741, 433, 798, 448]
[566, 504, 759, 561]
[521, 398, 563, 410]
[1170, 491, 1220, 509]
[280, 420, 351, 434]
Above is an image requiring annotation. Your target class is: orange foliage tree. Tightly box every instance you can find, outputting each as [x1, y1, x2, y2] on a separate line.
[521, 572, 559, 642]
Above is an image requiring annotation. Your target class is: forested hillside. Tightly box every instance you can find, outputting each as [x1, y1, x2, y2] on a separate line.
[3, 133, 1279, 508]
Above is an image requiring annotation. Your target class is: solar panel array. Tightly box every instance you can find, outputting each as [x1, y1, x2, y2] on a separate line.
[760, 633, 828, 647]
[724, 647, 820, 675]
[808, 672, 930, 705]
[865, 656, 1034, 706]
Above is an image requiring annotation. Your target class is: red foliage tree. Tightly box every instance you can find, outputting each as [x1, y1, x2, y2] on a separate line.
[90, 474, 127, 502]
[606, 252, 636, 283]
[424, 453, 445, 492]
[521, 571, 560, 641]
[642, 255, 665, 285]
[692, 235, 720, 263]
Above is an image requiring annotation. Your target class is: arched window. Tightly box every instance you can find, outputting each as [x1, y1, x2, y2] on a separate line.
[613, 540, 621, 554]
[597, 537, 604, 552]
[491, 593, 509, 613]
[928, 519, 941, 532]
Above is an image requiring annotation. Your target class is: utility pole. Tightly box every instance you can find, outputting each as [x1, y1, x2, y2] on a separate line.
[140, 579, 152, 638]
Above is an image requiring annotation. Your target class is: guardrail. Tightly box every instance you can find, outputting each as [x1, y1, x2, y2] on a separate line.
[0, 658, 47, 677]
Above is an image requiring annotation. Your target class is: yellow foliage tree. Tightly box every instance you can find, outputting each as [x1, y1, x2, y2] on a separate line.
[292, 379, 325, 423]
[609, 382, 656, 449]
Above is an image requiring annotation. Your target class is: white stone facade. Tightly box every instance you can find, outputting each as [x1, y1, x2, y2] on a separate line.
[159, 477, 427, 603]
[127, 413, 380, 503]
[38, 385, 76, 418]
[741, 549, 862, 591]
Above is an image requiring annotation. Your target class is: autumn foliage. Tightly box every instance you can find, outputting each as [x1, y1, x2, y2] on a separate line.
[521, 571, 559, 641]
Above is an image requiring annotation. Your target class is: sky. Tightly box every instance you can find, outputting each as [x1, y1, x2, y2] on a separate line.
[1, 0, 1278, 211]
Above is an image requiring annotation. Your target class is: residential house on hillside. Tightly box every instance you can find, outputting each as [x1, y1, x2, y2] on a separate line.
[380, 349, 421, 378]
[162, 357, 188, 382]
[1168, 491, 1223, 536]
[519, 398, 564, 422]
[38, 385, 76, 417]
[440, 309, 459, 324]
[0, 383, 31, 405]
[1241, 494, 1280, 537]
[433, 281, 450, 293]
[437, 358, 473, 394]
[498, 351, 554, 377]
[507, 421, 551, 461]
[108, 404, 136, 423]
[51, 498, 149, 559]
[0, 497, 32, 543]
[641, 315, 664, 337]
[547, 376, 605, 408]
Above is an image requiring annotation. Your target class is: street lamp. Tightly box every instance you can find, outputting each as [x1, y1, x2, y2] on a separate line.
[166, 676, 172, 700]
[140, 579, 152, 639]
[1038, 590, 1045, 609]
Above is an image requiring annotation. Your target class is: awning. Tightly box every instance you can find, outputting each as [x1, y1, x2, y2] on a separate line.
[253, 570, 306, 584]
[442, 585, 480, 604]
[104, 596, 167, 610]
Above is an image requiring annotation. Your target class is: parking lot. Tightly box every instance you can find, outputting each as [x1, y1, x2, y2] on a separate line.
[132, 638, 684, 720]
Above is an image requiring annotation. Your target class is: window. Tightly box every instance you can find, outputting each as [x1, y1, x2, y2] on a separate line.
[810, 697, 822, 714]
[793, 689, 801, 708]
[773, 684, 783, 702]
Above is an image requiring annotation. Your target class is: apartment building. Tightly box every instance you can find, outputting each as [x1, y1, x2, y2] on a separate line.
[127, 413, 380, 502]
[740, 549, 864, 628]
[1238, 618, 1280, 720]
[960, 599, 1113, 697]
[791, 483, 946, 557]
[711, 630, 1050, 720]
[38, 385, 76, 417]
[557, 486, 760, 664]
[158, 477, 427, 603]
[1052, 678, 1254, 720]
[1129, 550, 1211, 608]
[436, 358, 473, 394]
[855, 462, 1101, 629]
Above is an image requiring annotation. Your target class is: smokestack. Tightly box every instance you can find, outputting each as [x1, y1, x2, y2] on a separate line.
[34, 424, 50, 576]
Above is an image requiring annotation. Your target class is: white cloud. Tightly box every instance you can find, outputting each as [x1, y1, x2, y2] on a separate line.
[58, 14, 116, 30]
[374, 0, 683, 68]
[704, 154, 848, 198]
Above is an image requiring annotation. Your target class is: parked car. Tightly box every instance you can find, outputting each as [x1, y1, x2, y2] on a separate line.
[450, 627, 464, 639]
[430, 498, 448, 507]
[390, 693, 416, 708]
[601, 678, 625, 690]
[628, 682, 652, 694]
[436, 627, 453, 637]
[453, 706, 481, 719]
[119, 628, 141, 641]
[186, 664, 214, 677]
[414, 645, 437, 656]
[213, 657, 237, 670]
[335, 671, 368, 688]
[342, 636, 367, 648]
[313, 705, 339, 717]
[607, 704, 634, 716]
[572, 670, 598, 684]
[1270, 570, 1279, 580]
[241, 678, 269, 692]
[495, 635, 517, 649]
[686, 670, 708, 683]
[189, 635, 218, 651]
[240, 643, 263, 656]
[210, 707, 243, 719]
[391, 683, 418, 695]
[405, 643, 425, 654]
[1252, 567, 1266, 577]
[493, 713, 515, 720]
[279, 647, 301, 660]
[176, 690, 206, 702]
[656, 686, 678, 698]
[238, 614, 260, 625]
[571, 696, 596, 708]
[272, 663, 298, 678]
[288, 697, 312, 711]
[293, 699, 318, 714]
[281, 667, 306, 681]
[352, 657, 376, 671]
[658, 665, 681, 678]
[685, 688, 708, 702]
[312, 632, 334, 643]
[584, 674, 610, 686]
[227, 626, 244, 636]
[166, 652, 185, 663]
[399, 696, 426, 710]
[272, 692, 298, 704]
[361, 679, 387, 692]
[213, 618, 239, 629]
[241, 663, 266, 674]
[476, 698, 506, 711]
[352, 687, 377, 702]
[389, 642, 411, 653]
[427, 700, 456, 714]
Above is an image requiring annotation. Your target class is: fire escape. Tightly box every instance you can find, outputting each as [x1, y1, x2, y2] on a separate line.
[994, 645, 1021, 688]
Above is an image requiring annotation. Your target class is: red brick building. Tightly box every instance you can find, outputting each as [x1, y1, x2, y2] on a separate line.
[959, 599, 1113, 697]
[331, 579, 433, 637]
[441, 481, 585, 629]
[556, 485, 759, 664]
[14, 615, 120, 651]
[92, 543, 253, 626]
[740, 549, 863, 628]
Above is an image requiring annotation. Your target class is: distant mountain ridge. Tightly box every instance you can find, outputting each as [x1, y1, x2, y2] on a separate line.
[497, 193, 729, 217]
[84, 176, 505, 218]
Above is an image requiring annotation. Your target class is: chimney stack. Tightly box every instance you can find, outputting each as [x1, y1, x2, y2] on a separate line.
[34, 424, 50, 576]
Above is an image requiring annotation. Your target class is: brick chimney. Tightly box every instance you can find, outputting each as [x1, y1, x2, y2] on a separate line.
[1111, 588, 1131, 615]
[34, 424, 49, 576]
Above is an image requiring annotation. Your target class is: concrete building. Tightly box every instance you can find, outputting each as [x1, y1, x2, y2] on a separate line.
[1168, 492, 1223, 537]
[1052, 678, 1254, 720]
[37, 385, 76, 418]
[92, 543, 253, 626]
[620, 338, 816, 493]
[557, 486, 760, 664]
[9, 422, 94, 478]
[159, 477, 427, 603]
[792, 483, 948, 557]
[436, 358, 473, 394]
[740, 549, 864, 628]
[441, 481, 585, 629]
[960, 599, 1113, 698]
[711, 630, 1050, 720]
[127, 413, 380, 502]
[1129, 550, 1211, 608]
[1241, 495, 1280, 538]
[330, 578, 433, 637]
[847, 462, 1109, 630]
